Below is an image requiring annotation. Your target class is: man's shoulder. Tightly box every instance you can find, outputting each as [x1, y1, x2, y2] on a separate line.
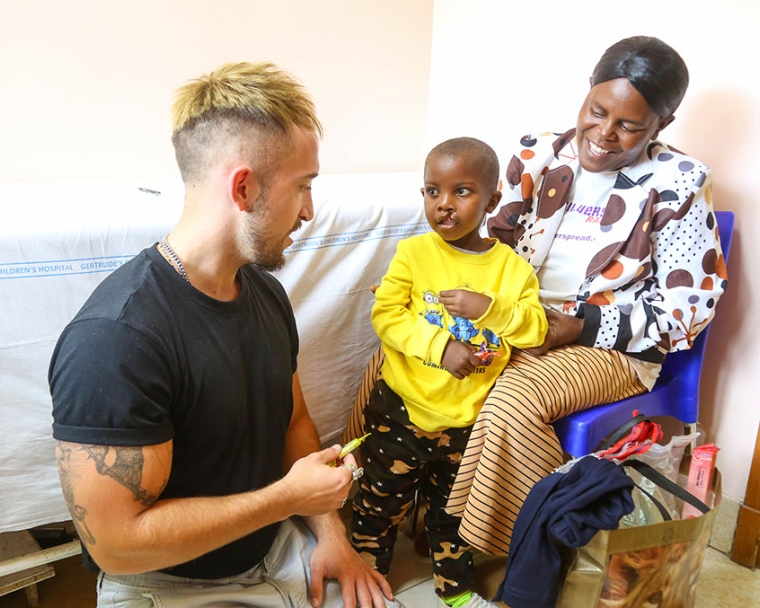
[68, 249, 164, 328]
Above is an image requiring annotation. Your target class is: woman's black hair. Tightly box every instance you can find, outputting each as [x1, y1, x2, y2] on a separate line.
[592, 36, 689, 117]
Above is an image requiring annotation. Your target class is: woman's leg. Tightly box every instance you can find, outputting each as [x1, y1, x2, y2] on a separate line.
[446, 345, 646, 556]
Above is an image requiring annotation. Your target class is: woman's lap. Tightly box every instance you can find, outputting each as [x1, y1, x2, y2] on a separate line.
[446, 345, 645, 554]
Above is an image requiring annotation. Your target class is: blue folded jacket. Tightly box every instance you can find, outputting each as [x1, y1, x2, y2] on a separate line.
[496, 455, 635, 608]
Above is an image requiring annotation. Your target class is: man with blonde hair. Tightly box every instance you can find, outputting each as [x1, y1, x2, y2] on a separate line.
[49, 61, 400, 608]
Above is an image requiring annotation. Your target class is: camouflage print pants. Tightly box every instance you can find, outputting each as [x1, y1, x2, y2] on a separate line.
[350, 379, 475, 597]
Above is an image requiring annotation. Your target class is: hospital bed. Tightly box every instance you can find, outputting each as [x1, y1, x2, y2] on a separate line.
[0, 173, 425, 546]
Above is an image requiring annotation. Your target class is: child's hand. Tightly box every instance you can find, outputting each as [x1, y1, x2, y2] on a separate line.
[441, 340, 481, 379]
[438, 289, 491, 320]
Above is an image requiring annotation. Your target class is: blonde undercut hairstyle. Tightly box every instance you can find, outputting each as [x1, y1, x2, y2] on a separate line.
[171, 61, 323, 184]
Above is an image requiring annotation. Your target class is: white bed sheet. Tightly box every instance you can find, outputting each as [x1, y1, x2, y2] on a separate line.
[0, 173, 426, 533]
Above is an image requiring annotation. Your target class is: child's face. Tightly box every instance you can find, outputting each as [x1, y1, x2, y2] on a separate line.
[421, 154, 501, 252]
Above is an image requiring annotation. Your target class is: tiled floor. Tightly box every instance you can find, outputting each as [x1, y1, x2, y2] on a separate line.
[1, 526, 758, 607]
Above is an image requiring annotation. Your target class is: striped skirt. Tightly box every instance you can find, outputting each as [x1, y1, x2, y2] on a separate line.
[342, 344, 645, 556]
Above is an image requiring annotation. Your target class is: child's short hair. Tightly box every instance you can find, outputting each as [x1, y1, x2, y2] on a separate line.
[171, 62, 322, 183]
[425, 137, 500, 191]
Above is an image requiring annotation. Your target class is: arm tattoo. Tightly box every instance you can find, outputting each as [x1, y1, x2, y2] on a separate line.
[56, 442, 168, 549]
[56, 442, 96, 546]
[82, 444, 158, 507]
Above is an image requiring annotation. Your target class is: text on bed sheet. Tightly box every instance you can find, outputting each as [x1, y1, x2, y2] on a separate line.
[285, 222, 430, 253]
[0, 255, 133, 279]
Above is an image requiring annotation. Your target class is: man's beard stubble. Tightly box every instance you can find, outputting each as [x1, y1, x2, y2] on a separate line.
[241, 190, 300, 273]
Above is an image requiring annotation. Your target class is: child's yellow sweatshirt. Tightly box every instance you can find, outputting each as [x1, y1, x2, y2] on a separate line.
[373, 231, 547, 432]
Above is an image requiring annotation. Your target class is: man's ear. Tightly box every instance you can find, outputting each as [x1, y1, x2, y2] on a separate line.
[652, 115, 676, 141]
[228, 166, 260, 212]
[486, 190, 502, 214]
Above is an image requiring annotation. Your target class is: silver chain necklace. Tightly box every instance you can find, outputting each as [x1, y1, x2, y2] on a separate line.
[159, 237, 190, 283]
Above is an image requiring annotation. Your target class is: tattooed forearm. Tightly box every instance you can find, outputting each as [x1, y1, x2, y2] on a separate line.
[81, 444, 158, 507]
[56, 442, 97, 546]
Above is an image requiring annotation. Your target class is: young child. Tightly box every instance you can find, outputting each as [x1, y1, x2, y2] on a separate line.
[350, 137, 547, 608]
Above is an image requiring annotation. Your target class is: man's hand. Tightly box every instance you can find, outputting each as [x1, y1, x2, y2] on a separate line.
[282, 446, 355, 516]
[438, 289, 491, 320]
[309, 530, 394, 608]
[441, 340, 480, 379]
[524, 308, 583, 356]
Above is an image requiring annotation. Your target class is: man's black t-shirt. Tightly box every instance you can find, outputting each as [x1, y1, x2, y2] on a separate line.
[49, 246, 298, 579]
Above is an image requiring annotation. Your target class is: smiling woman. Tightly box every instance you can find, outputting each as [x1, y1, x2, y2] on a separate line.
[446, 36, 728, 566]
[574, 36, 688, 173]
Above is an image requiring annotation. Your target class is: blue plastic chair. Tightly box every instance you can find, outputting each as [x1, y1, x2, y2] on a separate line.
[553, 211, 735, 457]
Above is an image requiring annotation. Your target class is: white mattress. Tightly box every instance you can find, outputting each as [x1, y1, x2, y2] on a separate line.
[0, 173, 426, 533]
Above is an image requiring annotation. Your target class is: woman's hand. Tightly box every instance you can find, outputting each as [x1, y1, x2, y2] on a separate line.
[524, 308, 583, 356]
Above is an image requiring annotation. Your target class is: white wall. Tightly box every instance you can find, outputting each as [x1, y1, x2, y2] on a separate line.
[428, 0, 760, 502]
[0, 0, 433, 182]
